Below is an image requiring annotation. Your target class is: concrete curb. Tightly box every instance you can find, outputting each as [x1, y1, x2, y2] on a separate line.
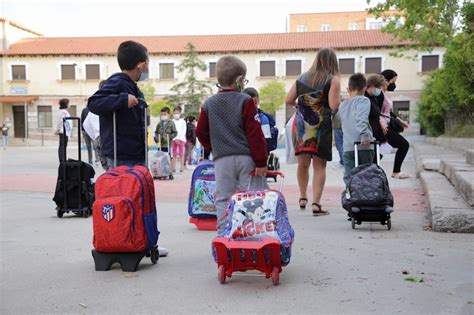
[467, 150, 474, 165]
[420, 171, 474, 233]
[427, 137, 474, 153]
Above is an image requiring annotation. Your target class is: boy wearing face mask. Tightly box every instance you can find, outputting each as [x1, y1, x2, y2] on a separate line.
[171, 106, 187, 173]
[88, 40, 149, 168]
[154, 107, 177, 153]
[195, 55, 268, 234]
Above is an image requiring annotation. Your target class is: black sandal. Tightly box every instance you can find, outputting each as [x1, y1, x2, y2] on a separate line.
[312, 202, 329, 216]
[299, 198, 308, 210]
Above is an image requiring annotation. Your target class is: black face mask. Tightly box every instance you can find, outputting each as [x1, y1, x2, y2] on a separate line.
[387, 83, 396, 91]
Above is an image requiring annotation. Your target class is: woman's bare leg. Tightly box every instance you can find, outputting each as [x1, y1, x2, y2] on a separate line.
[312, 156, 327, 205]
[297, 154, 311, 205]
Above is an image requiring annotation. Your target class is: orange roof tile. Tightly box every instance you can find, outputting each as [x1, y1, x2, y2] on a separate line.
[1, 30, 402, 56]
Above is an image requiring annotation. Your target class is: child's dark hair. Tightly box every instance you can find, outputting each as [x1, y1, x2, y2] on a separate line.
[187, 116, 196, 123]
[243, 87, 259, 98]
[117, 41, 148, 71]
[160, 107, 170, 114]
[348, 73, 367, 92]
[173, 106, 182, 113]
[216, 56, 247, 87]
[59, 98, 69, 109]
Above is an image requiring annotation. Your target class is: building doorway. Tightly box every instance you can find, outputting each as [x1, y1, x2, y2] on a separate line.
[12, 105, 26, 138]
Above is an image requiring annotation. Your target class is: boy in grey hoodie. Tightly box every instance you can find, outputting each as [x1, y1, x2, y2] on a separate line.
[338, 73, 374, 185]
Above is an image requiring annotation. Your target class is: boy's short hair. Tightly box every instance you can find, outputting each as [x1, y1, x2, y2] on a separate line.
[348, 73, 367, 92]
[243, 87, 259, 98]
[160, 107, 170, 114]
[187, 116, 196, 123]
[173, 106, 182, 113]
[117, 41, 148, 71]
[59, 98, 69, 109]
[216, 56, 247, 87]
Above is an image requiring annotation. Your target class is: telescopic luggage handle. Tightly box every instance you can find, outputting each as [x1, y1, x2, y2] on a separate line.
[249, 170, 285, 191]
[354, 141, 380, 167]
[63, 116, 81, 161]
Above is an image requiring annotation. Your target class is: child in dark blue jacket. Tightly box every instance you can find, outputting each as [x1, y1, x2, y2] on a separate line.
[88, 40, 149, 168]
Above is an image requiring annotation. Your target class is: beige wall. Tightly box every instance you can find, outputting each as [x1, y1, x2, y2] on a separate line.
[1, 47, 444, 140]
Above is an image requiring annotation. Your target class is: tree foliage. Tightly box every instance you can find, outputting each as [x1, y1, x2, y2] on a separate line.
[258, 80, 286, 114]
[417, 2, 474, 136]
[150, 99, 172, 117]
[167, 42, 213, 115]
[137, 80, 156, 103]
[367, 0, 461, 55]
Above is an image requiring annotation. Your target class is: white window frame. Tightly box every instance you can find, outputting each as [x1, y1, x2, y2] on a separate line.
[256, 57, 278, 77]
[283, 56, 305, 77]
[156, 59, 177, 79]
[348, 23, 359, 31]
[206, 59, 219, 78]
[321, 24, 331, 32]
[362, 54, 386, 74]
[366, 17, 387, 30]
[337, 54, 359, 74]
[418, 52, 444, 73]
[8, 61, 29, 81]
[82, 61, 104, 80]
[57, 61, 78, 80]
[296, 24, 307, 32]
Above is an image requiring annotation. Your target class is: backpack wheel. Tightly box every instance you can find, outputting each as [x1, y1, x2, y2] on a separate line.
[351, 217, 356, 229]
[82, 210, 90, 218]
[57, 210, 64, 218]
[150, 248, 159, 264]
[218, 265, 226, 284]
[387, 219, 392, 230]
[271, 266, 279, 286]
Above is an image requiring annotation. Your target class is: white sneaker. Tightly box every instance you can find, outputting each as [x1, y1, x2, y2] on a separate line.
[331, 163, 344, 170]
[158, 246, 169, 257]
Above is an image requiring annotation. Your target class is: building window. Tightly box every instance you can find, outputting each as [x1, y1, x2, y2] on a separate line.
[339, 58, 355, 75]
[421, 55, 439, 72]
[296, 25, 307, 32]
[369, 21, 384, 30]
[260, 61, 276, 77]
[349, 23, 359, 31]
[208, 62, 216, 78]
[321, 24, 331, 32]
[365, 57, 382, 74]
[159, 63, 174, 79]
[85, 64, 100, 80]
[61, 65, 76, 80]
[68, 105, 78, 127]
[37, 106, 52, 128]
[393, 101, 410, 122]
[12, 65, 26, 80]
[285, 60, 301, 76]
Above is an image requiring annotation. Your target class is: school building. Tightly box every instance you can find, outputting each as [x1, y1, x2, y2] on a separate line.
[0, 20, 443, 143]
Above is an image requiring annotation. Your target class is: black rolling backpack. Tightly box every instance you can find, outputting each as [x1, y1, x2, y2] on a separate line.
[53, 117, 95, 218]
[341, 141, 394, 230]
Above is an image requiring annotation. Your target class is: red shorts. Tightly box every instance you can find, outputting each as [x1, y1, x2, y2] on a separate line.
[172, 140, 185, 157]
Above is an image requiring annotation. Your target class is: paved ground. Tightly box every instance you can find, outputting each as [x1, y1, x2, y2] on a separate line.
[1, 138, 473, 314]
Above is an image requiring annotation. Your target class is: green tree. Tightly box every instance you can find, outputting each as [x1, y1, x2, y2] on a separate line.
[258, 80, 286, 115]
[150, 99, 172, 117]
[417, 3, 474, 136]
[137, 80, 156, 103]
[367, 0, 461, 55]
[168, 42, 213, 115]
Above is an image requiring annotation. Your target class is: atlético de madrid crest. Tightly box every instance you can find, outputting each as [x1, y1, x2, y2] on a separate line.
[102, 204, 115, 222]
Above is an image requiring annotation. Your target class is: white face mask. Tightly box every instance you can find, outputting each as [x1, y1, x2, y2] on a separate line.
[161, 115, 169, 121]
[173, 114, 180, 120]
[374, 88, 382, 97]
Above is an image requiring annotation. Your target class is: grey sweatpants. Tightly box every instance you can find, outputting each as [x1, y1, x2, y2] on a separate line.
[214, 155, 268, 234]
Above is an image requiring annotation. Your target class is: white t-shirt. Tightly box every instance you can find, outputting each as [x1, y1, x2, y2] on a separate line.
[56, 109, 72, 137]
[173, 118, 187, 142]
